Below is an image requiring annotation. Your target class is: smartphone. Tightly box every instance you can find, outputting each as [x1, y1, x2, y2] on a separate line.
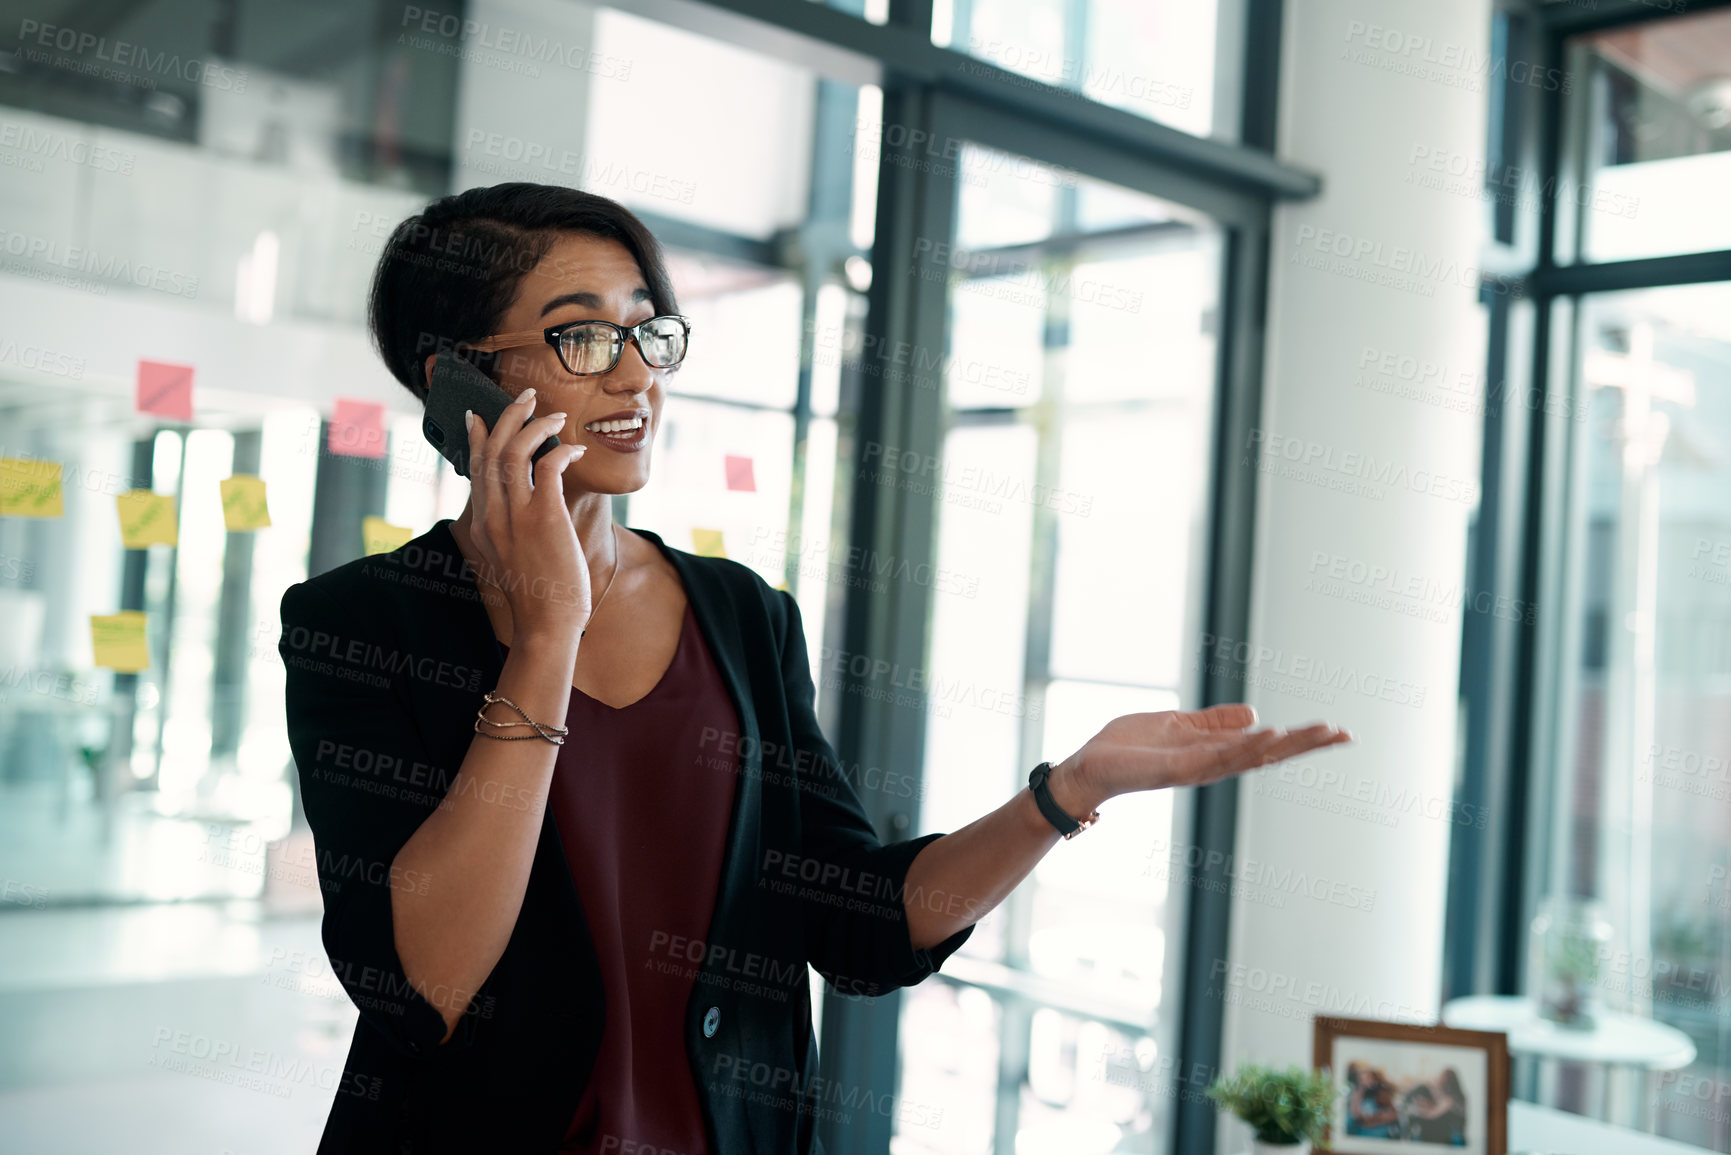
[422, 351, 562, 479]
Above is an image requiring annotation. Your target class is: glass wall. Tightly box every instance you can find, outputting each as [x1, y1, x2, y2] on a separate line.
[0, 1, 874, 1147]
[1476, 3, 1731, 1148]
[892, 144, 1223, 1155]
[1543, 283, 1731, 1145]
[0, 0, 1291, 1151]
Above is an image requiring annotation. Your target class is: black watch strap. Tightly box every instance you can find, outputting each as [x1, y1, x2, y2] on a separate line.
[1028, 761, 1081, 836]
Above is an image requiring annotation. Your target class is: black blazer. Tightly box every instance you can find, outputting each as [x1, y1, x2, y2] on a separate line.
[278, 518, 973, 1154]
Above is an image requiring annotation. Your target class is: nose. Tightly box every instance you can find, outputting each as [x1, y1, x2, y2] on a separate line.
[601, 334, 657, 395]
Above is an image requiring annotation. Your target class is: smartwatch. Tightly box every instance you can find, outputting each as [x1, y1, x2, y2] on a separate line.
[1028, 761, 1100, 839]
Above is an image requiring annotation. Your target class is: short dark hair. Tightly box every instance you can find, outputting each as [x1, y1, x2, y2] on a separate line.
[366, 182, 680, 402]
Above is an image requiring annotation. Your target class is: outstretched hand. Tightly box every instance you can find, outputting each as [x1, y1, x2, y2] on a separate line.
[1049, 703, 1353, 816]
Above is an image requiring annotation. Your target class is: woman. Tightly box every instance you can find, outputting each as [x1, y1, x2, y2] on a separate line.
[1344, 1062, 1401, 1139]
[1403, 1067, 1468, 1145]
[279, 182, 1351, 1154]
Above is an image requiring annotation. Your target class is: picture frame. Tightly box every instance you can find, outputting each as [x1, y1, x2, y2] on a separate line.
[1312, 1016, 1510, 1155]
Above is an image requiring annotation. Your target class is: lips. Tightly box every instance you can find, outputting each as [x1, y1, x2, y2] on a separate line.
[580, 408, 651, 452]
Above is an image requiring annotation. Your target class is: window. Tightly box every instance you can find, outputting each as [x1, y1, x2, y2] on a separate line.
[895, 144, 1223, 1155]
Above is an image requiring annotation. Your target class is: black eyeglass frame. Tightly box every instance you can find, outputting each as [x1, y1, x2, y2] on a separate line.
[468, 314, 692, 376]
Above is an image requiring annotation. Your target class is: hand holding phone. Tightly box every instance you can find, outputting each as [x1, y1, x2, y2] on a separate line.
[423, 351, 562, 478]
[434, 354, 593, 641]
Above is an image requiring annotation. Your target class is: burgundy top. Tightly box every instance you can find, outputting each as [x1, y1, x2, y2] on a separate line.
[503, 601, 739, 1155]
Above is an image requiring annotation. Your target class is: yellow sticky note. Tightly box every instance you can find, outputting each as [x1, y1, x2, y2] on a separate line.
[116, 490, 178, 548]
[91, 611, 150, 672]
[220, 475, 271, 531]
[691, 527, 727, 558]
[0, 457, 64, 518]
[362, 516, 414, 556]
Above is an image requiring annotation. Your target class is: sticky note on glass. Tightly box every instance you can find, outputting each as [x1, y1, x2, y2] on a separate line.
[724, 454, 756, 492]
[91, 611, 149, 672]
[116, 490, 177, 548]
[362, 516, 414, 556]
[136, 360, 195, 421]
[220, 475, 271, 531]
[691, 527, 727, 558]
[328, 398, 387, 459]
[0, 457, 63, 518]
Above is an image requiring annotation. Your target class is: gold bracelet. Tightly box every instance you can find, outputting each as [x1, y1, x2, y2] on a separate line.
[474, 691, 568, 745]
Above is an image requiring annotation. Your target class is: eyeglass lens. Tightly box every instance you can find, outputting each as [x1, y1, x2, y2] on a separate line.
[558, 317, 687, 374]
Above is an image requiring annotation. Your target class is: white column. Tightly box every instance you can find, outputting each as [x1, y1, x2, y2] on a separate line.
[446, 0, 601, 193]
[1217, 0, 1493, 1138]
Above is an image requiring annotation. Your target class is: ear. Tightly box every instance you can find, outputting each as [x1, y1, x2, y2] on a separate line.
[422, 352, 438, 392]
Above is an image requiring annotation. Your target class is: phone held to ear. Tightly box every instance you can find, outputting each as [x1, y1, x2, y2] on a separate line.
[422, 351, 562, 479]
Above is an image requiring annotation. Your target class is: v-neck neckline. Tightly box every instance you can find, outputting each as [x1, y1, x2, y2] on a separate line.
[568, 602, 691, 712]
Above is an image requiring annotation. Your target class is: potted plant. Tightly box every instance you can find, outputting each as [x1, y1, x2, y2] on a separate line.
[1207, 1062, 1338, 1155]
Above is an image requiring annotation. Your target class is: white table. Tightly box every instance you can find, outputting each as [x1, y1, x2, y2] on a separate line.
[1511, 1099, 1715, 1155]
[1443, 995, 1697, 1131]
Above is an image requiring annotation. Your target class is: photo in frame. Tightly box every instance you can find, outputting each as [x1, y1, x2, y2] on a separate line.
[1312, 1016, 1510, 1155]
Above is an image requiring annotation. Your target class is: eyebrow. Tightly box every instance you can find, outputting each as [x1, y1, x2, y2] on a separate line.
[538, 287, 652, 317]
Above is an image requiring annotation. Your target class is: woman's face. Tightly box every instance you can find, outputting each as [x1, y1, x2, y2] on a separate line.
[489, 231, 670, 498]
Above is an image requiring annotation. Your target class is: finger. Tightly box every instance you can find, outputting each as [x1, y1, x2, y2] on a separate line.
[1258, 724, 1353, 765]
[511, 410, 569, 476]
[1164, 729, 1285, 785]
[493, 388, 541, 507]
[531, 441, 586, 510]
[463, 409, 500, 574]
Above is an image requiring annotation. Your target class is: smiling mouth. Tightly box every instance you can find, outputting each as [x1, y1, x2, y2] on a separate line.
[583, 416, 646, 441]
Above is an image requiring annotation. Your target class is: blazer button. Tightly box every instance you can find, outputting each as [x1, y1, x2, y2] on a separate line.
[702, 1006, 721, 1038]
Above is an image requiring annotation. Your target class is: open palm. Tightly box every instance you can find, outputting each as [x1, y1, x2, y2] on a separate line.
[1066, 703, 1351, 805]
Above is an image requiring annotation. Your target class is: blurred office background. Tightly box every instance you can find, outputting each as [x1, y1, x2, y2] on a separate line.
[0, 0, 1726, 1152]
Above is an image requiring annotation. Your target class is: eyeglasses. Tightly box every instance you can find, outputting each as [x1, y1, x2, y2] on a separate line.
[469, 314, 691, 376]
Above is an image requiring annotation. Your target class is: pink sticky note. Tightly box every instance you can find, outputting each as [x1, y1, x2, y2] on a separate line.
[135, 360, 195, 421]
[328, 399, 387, 459]
[724, 454, 756, 492]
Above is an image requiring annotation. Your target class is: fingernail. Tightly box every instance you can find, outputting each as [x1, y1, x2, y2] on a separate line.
[521, 388, 536, 400]
[464, 409, 474, 430]
[546, 411, 567, 420]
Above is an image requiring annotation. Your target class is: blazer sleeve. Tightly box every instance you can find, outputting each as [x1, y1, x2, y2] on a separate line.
[279, 579, 464, 1057]
[774, 588, 974, 994]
